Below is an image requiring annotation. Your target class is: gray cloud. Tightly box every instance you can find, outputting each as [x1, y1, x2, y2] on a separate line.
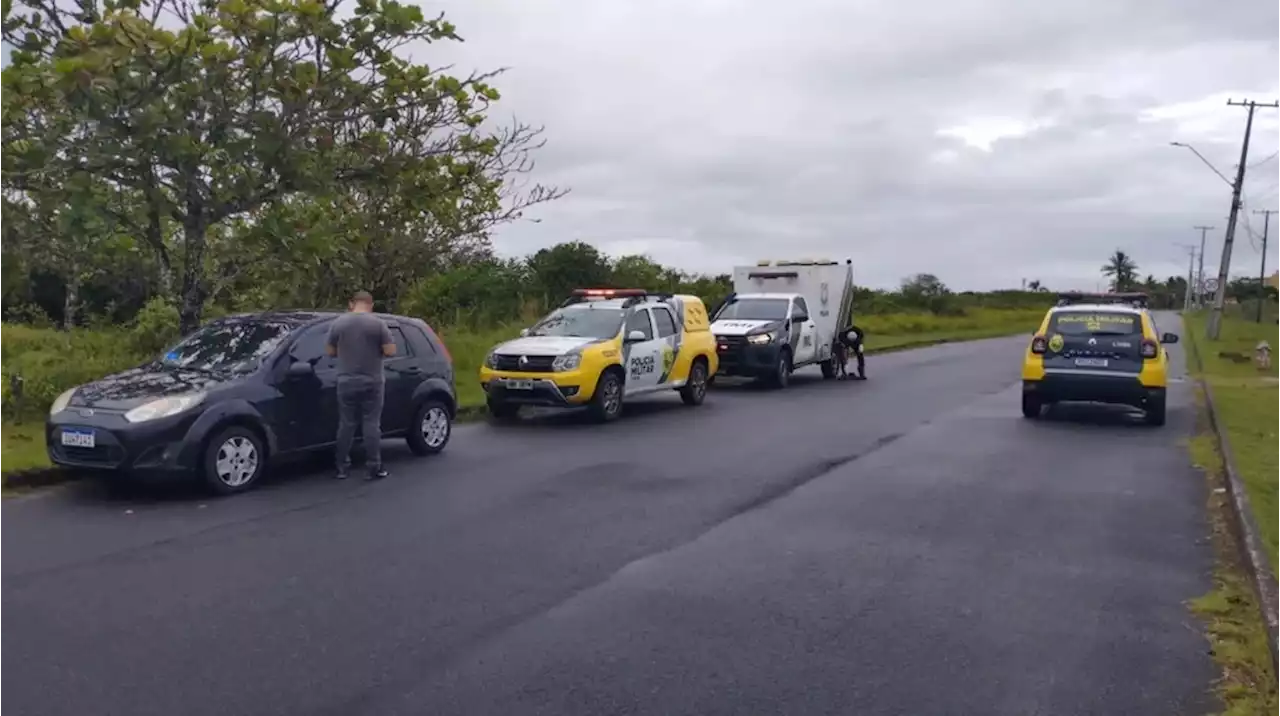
[430, 0, 1279, 290]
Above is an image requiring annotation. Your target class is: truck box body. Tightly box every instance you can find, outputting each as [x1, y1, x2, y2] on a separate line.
[711, 260, 854, 383]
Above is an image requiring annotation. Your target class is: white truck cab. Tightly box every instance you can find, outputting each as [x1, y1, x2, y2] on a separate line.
[710, 259, 855, 388]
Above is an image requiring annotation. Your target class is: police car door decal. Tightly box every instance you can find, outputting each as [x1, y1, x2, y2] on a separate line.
[624, 308, 662, 393]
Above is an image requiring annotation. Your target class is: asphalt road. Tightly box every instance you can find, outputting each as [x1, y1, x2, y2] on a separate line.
[3, 314, 1215, 716]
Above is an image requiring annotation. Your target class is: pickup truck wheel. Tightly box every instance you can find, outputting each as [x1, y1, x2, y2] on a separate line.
[679, 358, 709, 406]
[768, 350, 792, 389]
[588, 369, 625, 423]
[820, 358, 838, 379]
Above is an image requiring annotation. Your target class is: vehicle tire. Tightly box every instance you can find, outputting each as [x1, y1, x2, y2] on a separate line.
[487, 399, 520, 423]
[820, 358, 838, 380]
[1020, 394, 1042, 420]
[679, 358, 710, 406]
[407, 399, 452, 455]
[1144, 395, 1167, 427]
[767, 349, 792, 389]
[587, 368, 625, 423]
[201, 425, 266, 495]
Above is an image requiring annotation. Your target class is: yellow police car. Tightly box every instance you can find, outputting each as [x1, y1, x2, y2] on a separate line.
[479, 289, 720, 423]
[1021, 292, 1178, 426]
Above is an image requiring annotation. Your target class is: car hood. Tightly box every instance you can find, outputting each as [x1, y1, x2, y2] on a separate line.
[69, 365, 237, 411]
[711, 319, 782, 336]
[492, 336, 606, 356]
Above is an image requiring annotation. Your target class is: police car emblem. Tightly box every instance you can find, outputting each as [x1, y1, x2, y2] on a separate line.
[518, 355, 529, 367]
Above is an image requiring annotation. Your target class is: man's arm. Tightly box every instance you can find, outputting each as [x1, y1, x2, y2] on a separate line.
[380, 322, 396, 357]
[325, 323, 338, 357]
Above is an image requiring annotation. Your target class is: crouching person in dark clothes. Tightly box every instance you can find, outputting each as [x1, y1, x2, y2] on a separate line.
[839, 323, 867, 380]
[326, 290, 396, 480]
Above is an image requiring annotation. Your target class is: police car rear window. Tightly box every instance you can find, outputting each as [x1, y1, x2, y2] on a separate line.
[1050, 312, 1140, 336]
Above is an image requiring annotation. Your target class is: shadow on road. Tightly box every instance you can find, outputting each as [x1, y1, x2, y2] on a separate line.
[1038, 402, 1157, 430]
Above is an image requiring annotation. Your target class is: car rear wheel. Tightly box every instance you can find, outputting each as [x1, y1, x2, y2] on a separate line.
[679, 358, 709, 406]
[588, 369, 625, 423]
[407, 399, 452, 455]
[1021, 394, 1043, 420]
[202, 426, 266, 495]
[820, 358, 838, 379]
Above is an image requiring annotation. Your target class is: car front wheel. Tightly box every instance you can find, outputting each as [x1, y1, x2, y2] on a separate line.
[202, 426, 266, 495]
[1021, 394, 1042, 420]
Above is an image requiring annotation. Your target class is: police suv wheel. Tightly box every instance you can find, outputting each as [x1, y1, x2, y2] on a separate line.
[771, 350, 792, 389]
[1020, 394, 1042, 419]
[589, 369, 625, 423]
[680, 359, 709, 406]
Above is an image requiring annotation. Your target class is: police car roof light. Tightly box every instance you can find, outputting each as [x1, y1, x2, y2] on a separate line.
[1055, 291, 1148, 308]
[572, 288, 648, 298]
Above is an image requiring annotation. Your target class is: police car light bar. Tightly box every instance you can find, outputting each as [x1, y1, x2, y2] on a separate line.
[571, 288, 648, 298]
[1055, 291, 1149, 308]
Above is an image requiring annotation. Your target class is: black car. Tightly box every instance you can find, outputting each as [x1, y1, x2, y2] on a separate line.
[45, 310, 457, 494]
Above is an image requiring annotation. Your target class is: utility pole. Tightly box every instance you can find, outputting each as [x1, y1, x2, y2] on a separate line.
[1193, 225, 1213, 306]
[1207, 98, 1280, 339]
[1177, 244, 1197, 312]
[1254, 209, 1276, 323]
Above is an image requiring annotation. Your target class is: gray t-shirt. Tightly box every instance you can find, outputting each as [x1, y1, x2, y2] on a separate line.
[326, 312, 394, 380]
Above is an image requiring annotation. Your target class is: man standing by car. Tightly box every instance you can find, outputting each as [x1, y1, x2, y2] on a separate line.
[326, 290, 395, 480]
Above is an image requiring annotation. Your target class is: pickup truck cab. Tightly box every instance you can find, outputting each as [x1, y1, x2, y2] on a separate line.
[711, 259, 855, 388]
[479, 289, 719, 422]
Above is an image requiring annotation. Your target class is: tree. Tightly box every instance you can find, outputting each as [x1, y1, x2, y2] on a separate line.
[526, 242, 612, 303]
[1101, 250, 1139, 292]
[3, 0, 564, 333]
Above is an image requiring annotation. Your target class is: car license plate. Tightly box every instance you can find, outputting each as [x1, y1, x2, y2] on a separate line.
[504, 379, 534, 390]
[1075, 358, 1109, 368]
[61, 428, 95, 449]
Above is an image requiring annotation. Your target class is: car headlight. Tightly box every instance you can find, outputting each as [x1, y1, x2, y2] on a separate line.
[747, 332, 774, 345]
[124, 393, 206, 423]
[49, 388, 77, 416]
[484, 351, 500, 369]
[552, 352, 581, 372]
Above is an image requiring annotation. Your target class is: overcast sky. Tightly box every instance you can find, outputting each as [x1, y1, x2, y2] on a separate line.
[430, 0, 1280, 291]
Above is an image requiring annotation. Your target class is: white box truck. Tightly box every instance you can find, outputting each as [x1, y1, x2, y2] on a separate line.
[709, 259, 855, 388]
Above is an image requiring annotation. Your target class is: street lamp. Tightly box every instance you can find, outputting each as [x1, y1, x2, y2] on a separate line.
[1169, 142, 1234, 188]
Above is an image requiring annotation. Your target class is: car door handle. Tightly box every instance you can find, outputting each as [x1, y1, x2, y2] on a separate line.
[403, 365, 421, 373]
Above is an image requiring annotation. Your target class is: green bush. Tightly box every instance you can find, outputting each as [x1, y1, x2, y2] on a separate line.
[1, 323, 148, 421]
[128, 297, 181, 356]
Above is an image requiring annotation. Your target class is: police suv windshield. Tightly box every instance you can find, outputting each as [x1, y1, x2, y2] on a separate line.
[716, 298, 789, 321]
[1049, 311, 1140, 336]
[528, 306, 625, 339]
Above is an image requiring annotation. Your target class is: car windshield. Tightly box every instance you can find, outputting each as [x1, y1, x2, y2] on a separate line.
[716, 298, 789, 321]
[527, 306, 625, 339]
[159, 319, 294, 373]
[1050, 311, 1140, 336]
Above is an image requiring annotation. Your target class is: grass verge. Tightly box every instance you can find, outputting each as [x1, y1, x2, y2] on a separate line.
[2, 422, 50, 474]
[1182, 311, 1280, 712]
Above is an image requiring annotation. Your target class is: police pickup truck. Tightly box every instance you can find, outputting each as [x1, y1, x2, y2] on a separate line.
[710, 259, 855, 388]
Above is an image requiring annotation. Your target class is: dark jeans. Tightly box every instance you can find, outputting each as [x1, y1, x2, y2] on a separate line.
[336, 376, 385, 471]
[852, 344, 865, 377]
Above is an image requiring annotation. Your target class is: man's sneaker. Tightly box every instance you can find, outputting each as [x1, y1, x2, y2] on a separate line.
[335, 468, 350, 480]
[366, 467, 389, 481]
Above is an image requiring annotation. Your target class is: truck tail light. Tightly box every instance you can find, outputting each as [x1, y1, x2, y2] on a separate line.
[1140, 339, 1158, 359]
[1030, 335, 1048, 354]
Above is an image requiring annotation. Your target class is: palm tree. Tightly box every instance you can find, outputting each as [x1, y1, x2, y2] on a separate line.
[1101, 250, 1139, 291]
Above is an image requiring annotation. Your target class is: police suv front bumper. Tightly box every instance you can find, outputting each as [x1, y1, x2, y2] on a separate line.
[713, 335, 783, 377]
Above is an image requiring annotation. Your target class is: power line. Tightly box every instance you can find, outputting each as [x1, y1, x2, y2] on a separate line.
[1247, 149, 1279, 170]
[1207, 98, 1280, 340]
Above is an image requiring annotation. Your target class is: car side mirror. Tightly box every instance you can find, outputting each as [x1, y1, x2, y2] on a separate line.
[625, 330, 648, 343]
[1160, 332, 1179, 344]
[519, 327, 530, 337]
[286, 361, 315, 378]
[792, 313, 809, 323]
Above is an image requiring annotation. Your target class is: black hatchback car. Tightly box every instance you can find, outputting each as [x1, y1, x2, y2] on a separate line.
[46, 310, 457, 494]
